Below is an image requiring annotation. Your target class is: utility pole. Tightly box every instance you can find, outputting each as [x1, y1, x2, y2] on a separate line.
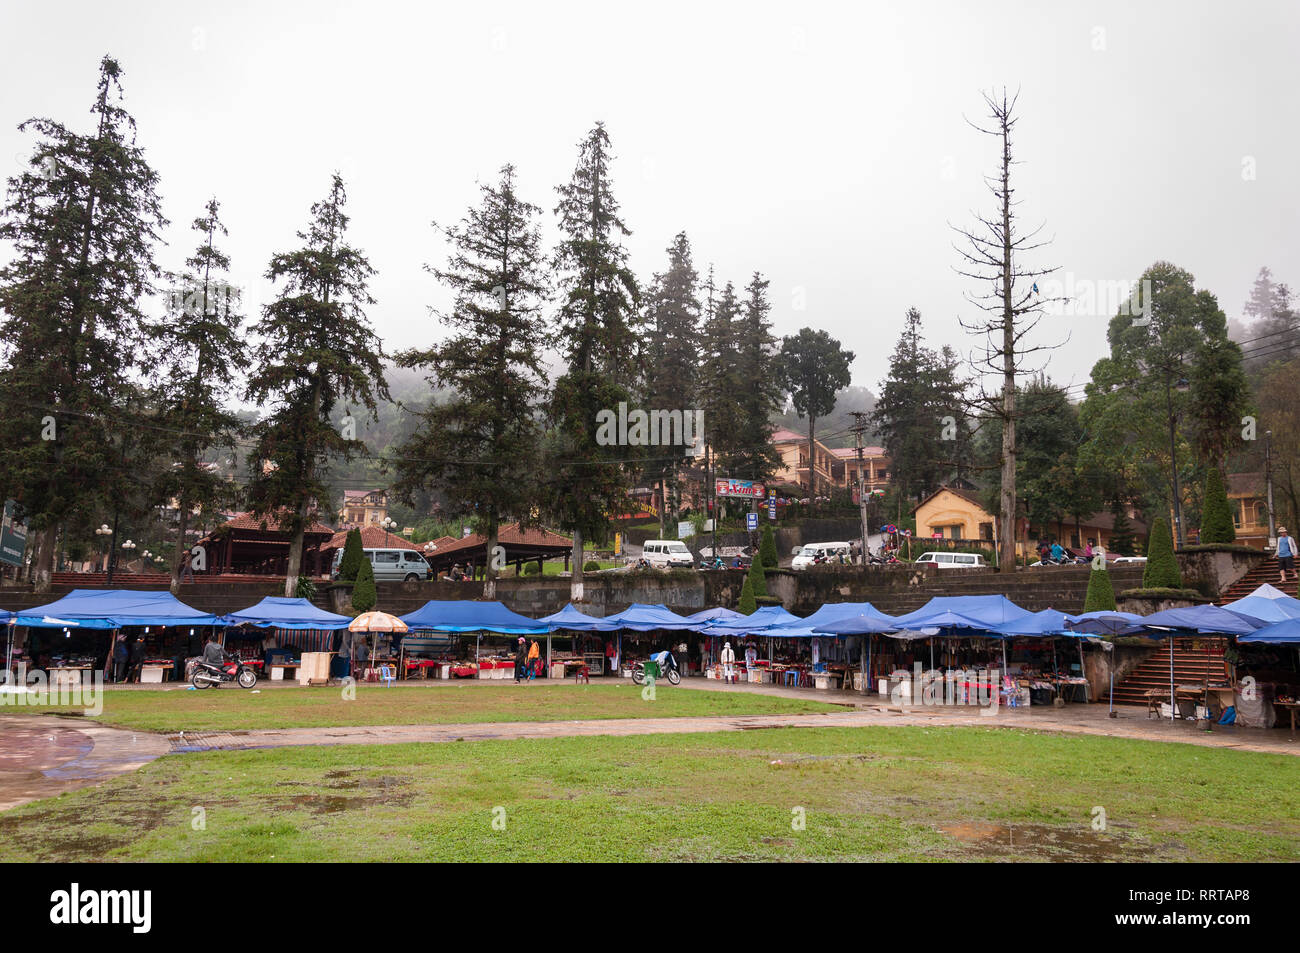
[851, 412, 870, 567]
[1265, 430, 1277, 546]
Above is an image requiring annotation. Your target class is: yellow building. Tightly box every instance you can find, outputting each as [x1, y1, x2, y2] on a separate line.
[913, 487, 997, 544]
[1227, 472, 1271, 549]
[339, 489, 388, 529]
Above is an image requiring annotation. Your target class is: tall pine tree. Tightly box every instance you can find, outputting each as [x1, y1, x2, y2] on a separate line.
[244, 174, 388, 596]
[152, 198, 248, 591]
[644, 231, 702, 536]
[776, 327, 855, 494]
[724, 273, 782, 487]
[546, 122, 641, 601]
[0, 56, 165, 590]
[392, 165, 551, 598]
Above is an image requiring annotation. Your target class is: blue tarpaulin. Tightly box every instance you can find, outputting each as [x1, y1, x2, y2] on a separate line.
[890, 595, 1032, 629]
[399, 600, 547, 634]
[1238, 617, 1300, 644]
[811, 612, 899, 635]
[1221, 584, 1300, 624]
[1067, 610, 1144, 636]
[702, 606, 801, 635]
[685, 607, 745, 625]
[990, 608, 1080, 638]
[777, 602, 894, 638]
[15, 589, 226, 629]
[891, 609, 994, 640]
[539, 603, 618, 632]
[1122, 604, 1265, 636]
[223, 596, 353, 630]
[601, 603, 698, 631]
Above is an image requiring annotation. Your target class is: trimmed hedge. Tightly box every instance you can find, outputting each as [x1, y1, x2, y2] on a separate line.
[1199, 468, 1236, 544]
[351, 558, 377, 613]
[1082, 567, 1117, 612]
[737, 575, 757, 615]
[338, 528, 364, 582]
[759, 525, 779, 569]
[1142, 517, 1182, 589]
[746, 555, 768, 598]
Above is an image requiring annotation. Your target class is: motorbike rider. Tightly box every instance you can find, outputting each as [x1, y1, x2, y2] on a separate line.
[201, 635, 227, 669]
[1050, 540, 1066, 563]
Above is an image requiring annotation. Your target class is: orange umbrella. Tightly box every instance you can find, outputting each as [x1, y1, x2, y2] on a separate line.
[349, 611, 408, 633]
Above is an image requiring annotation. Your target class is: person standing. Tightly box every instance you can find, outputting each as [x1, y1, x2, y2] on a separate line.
[527, 638, 540, 679]
[744, 642, 757, 681]
[1278, 527, 1298, 586]
[111, 634, 129, 683]
[720, 640, 736, 683]
[127, 636, 145, 683]
[514, 636, 527, 683]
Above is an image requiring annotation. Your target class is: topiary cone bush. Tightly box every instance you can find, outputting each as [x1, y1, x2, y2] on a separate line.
[338, 527, 364, 582]
[1082, 565, 1117, 612]
[759, 525, 779, 568]
[737, 574, 757, 615]
[746, 554, 768, 598]
[1142, 516, 1183, 589]
[351, 557, 377, 613]
[1199, 468, 1236, 544]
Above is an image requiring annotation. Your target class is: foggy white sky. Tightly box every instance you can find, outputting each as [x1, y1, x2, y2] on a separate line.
[2, 0, 1297, 407]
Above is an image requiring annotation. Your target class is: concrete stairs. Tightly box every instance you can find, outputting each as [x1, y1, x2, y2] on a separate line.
[1110, 637, 1228, 707]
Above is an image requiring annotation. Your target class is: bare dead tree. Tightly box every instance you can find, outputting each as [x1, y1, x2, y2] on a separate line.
[951, 88, 1067, 572]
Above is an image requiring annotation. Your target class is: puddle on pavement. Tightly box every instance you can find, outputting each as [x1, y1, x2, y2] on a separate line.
[938, 820, 1145, 861]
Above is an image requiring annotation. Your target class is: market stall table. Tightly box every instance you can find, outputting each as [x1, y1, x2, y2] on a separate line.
[1275, 700, 1300, 736]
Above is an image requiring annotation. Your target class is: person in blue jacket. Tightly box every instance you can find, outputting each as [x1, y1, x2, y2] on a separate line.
[1278, 526, 1297, 586]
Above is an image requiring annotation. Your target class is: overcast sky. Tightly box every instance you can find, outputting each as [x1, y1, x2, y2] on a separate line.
[2, 0, 1297, 410]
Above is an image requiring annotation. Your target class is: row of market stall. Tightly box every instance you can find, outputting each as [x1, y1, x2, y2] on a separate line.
[3, 586, 1299, 723]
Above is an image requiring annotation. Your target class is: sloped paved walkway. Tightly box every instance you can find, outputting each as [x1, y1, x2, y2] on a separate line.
[159, 702, 1298, 756]
[0, 714, 170, 811]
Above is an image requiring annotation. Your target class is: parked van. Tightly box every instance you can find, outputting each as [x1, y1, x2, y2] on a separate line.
[791, 541, 853, 570]
[332, 547, 432, 582]
[641, 539, 694, 569]
[915, 552, 987, 569]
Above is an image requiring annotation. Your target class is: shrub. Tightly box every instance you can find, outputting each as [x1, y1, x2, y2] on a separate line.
[338, 528, 364, 581]
[1199, 468, 1236, 544]
[524, 562, 542, 575]
[737, 575, 757, 615]
[746, 554, 768, 598]
[759, 525, 779, 569]
[1108, 502, 1137, 557]
[1082, 566, 1116, 612]
[1142, 517, 1183, 589]
[351, 559, 376, 613]
[583, 560, 601, 572]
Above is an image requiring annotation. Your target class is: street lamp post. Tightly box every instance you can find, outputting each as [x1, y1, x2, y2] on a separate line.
[381, 517, 397, 548]
[1165, 376, 1191, 548]
[1265, 430, 1277, 547]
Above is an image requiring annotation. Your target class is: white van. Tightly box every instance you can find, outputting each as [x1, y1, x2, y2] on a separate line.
[332, 547, 431, 582]
[915, 552, 987, 569]
[641, 539, 694, 569]
[791, 541, 852, 570]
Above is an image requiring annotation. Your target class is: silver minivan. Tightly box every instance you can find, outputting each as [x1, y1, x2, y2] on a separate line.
[332, 547, 431, 582]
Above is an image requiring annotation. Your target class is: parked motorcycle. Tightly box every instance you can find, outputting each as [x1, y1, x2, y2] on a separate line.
[191, 657, 258, 689]
[631, 652, 681, 686]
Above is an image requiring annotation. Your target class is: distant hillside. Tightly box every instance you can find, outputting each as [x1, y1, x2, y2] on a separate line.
[770, 384, 879, 448]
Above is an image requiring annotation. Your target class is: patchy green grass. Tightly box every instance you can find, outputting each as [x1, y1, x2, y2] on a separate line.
[18, 682, 846, 732]
[2, 726, 1295, 862]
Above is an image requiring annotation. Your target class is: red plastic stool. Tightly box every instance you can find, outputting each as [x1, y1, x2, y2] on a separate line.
[574, 664, 590, 684]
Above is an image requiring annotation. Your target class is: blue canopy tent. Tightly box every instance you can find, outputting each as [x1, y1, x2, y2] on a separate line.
[1221, 584, 1300, 624]
[810, 609, 899, 694]
[891, 595, 1032, 629]
[702, 606, 801, 636]
[1067, 611, 1145, 715]
[224, 596, 352, 630]
[601, 604, 699, 678]
[990, 609, 1086, 703]
[891, 608, 995, 673]
[400, 600, 548, 666]
[14, 589, 228, 683]
[16, 589, 226, 629]
[1121, 605, 1265, 721]
[685, 607, 744, 626]
[538, 603, 618, 673]
[1238, 617, 1300, 644]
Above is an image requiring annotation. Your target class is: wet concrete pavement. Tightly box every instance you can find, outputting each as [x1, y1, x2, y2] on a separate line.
[0, 714, 170, 811]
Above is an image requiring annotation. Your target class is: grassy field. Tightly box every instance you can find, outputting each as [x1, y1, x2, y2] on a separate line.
[19, 682, 846, 732]
[2, 725, 1295, 862]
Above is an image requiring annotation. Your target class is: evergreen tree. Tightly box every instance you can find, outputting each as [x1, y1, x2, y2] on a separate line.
[746, 553, 768, 598]
[392, 165, 551, 598]
[0, 56, 166, 590]
[737, 573, 757, 615]
[776, 327, 855, 494]
[1199, 467, 1236, 544]
[1107, 500, 1138, 556]
[339, 527, 364, 582]
[1142, 516, 1183, 589]
[545, 122, 641, 601]
[698, 275, 742, 472]
[759, 524, 779, 568]
[244, 174, 389, 596]
[643, 231, 702, 535]
[724, 273, 783, 486]
[152, 198, 249, 592]
[351, 557, 377, 613]
[872, 308, 967, 502]
[1082, 565, 1117, 612]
